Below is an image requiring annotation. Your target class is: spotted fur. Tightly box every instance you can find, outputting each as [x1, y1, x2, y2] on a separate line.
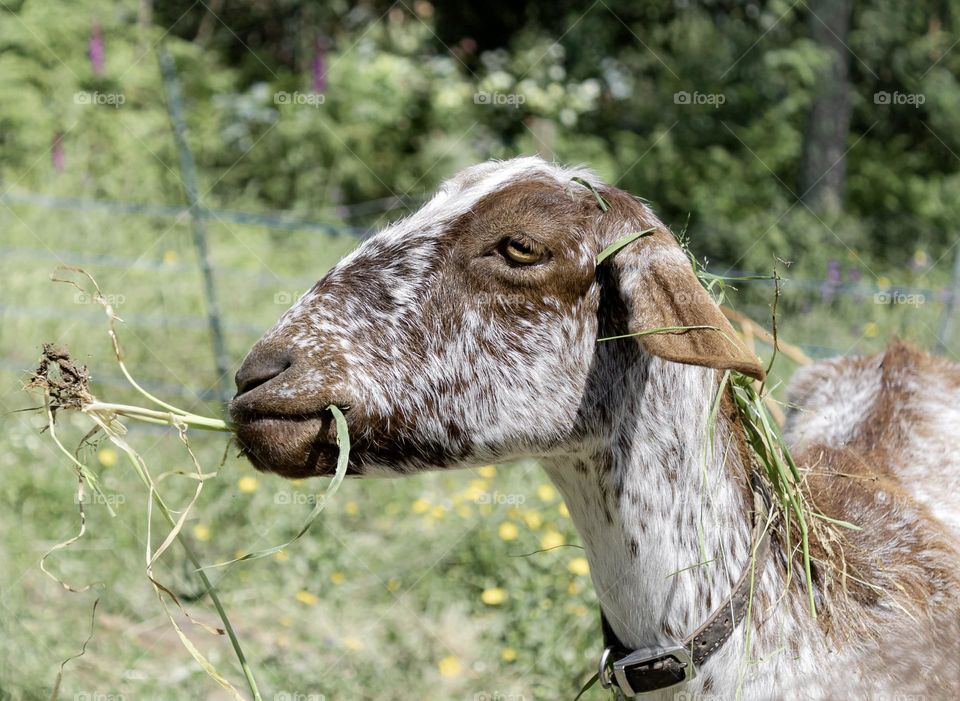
[232, 157, 960, 699]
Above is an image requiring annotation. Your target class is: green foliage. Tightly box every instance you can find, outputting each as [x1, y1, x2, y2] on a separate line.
[1, 1, 959, 698]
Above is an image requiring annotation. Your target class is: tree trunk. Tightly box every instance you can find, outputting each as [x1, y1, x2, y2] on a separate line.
[799, 0, 855, 213]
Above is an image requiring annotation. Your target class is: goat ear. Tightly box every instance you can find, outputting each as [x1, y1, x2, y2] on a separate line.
[602, 227, 765, 381]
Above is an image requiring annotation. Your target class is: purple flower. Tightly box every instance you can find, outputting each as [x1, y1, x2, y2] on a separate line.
[89, 23, 105, 76]
[312, 40, 327, 94]
[827, 260, 841, 284]
[52, 132, 65, 173]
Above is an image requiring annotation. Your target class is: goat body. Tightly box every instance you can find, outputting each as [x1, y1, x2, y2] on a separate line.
[231, 157, 960, 699]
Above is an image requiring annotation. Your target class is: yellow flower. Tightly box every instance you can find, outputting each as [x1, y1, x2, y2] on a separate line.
[523, 511, 543, 530]
[558, 503, 570, 518]
[162, 249, 179, 265]
[192, 524, 211, 542]
[864, 322, 879, 338]
[456, 504, 473, 519]
[330, 571, 346, 585]
[343, 637, 364, 651]
[412, 498, 431, 514]
[568, 581, 580, 595]
[279, 616, 292, 627]
[386, 578, 401, 593]
[238, 476, 259, 493]
[537, 484, 557, 502]
[541, 530, 565, 550]
[498, 521, 519, 541]
[295, 590, 318, 606]
[500, 647, 517, 662]
[877, 275, 891, 289]
[275, 550, 289, 562]
[431, 505, 447, 519]
[481, 587, 508, 605]
[469, 478, 489, 493]
[345, 501, 359, 516]
[571, 605, 589, 617]
[438, 655, 461, 677]
[97, 448, 117, 467]
[462, 483, 486, 502]
[478, 465, 497, 478]
[568, 557, 590, 576]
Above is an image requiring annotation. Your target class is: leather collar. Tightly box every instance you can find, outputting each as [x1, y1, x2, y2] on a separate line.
[597, 472, 774, 697]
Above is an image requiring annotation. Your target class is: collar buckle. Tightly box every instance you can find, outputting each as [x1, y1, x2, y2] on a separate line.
[611, 645, 695, 697]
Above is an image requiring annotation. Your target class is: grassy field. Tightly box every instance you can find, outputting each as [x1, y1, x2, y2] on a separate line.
[0, 205, 601, 701]
[1, 198, 951, 701]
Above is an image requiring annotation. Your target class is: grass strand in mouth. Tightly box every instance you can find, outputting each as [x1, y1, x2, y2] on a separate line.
[201, 404, 350, 570]
[28, 268, 353, 701]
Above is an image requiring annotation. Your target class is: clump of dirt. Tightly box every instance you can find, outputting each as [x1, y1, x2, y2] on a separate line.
[28, 343, 94, 420]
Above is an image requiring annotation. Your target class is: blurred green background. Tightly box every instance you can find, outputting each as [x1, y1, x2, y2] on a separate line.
[1, 0, 958, 699]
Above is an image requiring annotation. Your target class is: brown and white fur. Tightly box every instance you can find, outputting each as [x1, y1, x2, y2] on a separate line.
[230, 157, 960, 699]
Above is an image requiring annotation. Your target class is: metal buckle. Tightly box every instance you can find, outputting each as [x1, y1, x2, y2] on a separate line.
[612, 645, 695, 697]
[598, 647, 614, 689]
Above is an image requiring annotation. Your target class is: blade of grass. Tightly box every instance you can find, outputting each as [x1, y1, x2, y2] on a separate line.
[570, 177, 609, 211]
[94, 418, 262, 701]
[201, 404, 350, 569]
[595, 228, 655, 264]
[49, 598, 100, 701]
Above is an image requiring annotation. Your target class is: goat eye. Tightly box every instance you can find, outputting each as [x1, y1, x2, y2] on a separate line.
[500, 237, 545, 265]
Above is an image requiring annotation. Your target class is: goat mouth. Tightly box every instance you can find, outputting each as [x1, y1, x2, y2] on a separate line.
[231, 411, 348, 479]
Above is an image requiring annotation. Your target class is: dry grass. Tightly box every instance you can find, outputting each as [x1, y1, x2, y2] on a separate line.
[26, 269, 350, 701]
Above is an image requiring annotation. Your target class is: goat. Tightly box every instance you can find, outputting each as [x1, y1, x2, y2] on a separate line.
[230, 157, 960, 699]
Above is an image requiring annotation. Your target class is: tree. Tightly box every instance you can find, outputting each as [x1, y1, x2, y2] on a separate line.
[799, 0, 855, 212]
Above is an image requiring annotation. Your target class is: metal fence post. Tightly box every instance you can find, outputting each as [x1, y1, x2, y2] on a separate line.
[937, 241, 960, 354]
[158, 46, 232, 402]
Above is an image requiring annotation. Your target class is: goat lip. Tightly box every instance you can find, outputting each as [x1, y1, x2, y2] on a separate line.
[232, 412, 342, 479]
[228, 405, 326, 425]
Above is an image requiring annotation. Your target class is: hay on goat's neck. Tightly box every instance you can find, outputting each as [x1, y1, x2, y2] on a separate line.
[543, 355, 762, 647]
[541, 352, 838, 699]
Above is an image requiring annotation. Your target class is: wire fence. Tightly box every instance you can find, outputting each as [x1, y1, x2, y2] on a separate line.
[2, 49, 958, 405]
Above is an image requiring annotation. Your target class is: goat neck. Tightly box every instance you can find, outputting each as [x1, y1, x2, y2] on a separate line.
[543, 354, 767, 666]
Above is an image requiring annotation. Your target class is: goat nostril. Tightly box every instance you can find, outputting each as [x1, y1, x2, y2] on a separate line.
[234, 351, 293, 397]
